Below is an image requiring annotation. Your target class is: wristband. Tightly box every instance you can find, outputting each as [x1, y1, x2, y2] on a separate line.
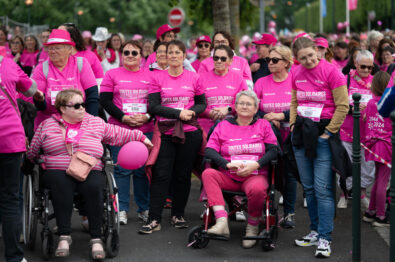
[228, 106, 232, 113]
[145, 113, 151, 120]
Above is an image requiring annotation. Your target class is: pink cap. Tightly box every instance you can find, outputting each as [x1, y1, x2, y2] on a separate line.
[82, 31, 91, 38]
[293, 32, 312, 44]
[196, 35, 211, 44]
[315, 37, 328, 48]
[252, 34, 277, 45]
[156, 24, 180, 40]
[44, 29, 75, 46]
[0, 46, 6, 57]
[132, 34, 143, 40]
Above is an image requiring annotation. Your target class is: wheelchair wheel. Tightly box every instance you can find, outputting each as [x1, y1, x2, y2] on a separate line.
[23, 174, 38, 250]
[106, 171, 120, 233]
[188, 225, 209, 249]
[105, 231, 120, 258]
[41, 230, 54, 260]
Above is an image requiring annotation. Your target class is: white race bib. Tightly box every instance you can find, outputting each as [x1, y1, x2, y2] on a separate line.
[297, 103, 324, 122]
[230, 155, 259, 175]
[50, 85, 74, 105]
[122, 100, 147, 114]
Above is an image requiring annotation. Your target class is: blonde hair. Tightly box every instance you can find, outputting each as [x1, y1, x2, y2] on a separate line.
[292, 37, 316, 58]
[54, 89, 83, 113]
[269, 45, 293, 70]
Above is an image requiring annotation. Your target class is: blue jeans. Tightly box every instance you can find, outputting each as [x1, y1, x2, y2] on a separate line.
[283, 171, 297, 215]
[110, 132, 153, 213]
[293, 137, 334, 241]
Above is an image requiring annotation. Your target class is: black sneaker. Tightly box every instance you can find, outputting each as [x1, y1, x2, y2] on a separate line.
[139, 220, 161, 234]
[372, 216, 390, 227]
[280, 213, 295, 229]
[171, 216, 189, 229]
[362, 211, 376, 223]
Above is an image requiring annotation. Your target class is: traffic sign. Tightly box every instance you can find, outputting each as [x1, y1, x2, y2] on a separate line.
[168, 7, 185, 27]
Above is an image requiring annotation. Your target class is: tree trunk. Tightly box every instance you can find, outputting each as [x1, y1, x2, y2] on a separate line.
[212, 0, 231, 33]
[229, 0, 240, 54]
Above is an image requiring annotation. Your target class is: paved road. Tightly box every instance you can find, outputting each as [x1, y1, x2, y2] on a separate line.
[0, 179, 389, 261]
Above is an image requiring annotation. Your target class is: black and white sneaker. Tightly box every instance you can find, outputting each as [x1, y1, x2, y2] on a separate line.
[295, 230, 319, 247]
[315, 238, 332, 258]
[171, 216, 189, 229]
[362, 211, 376, 223]
[372, 216, 390, 227]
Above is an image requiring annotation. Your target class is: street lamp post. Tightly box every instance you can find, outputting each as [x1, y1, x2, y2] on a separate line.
[25, 0, 33, 30]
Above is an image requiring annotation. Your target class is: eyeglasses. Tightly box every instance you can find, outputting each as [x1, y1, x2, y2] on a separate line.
[265, 57, 284, 64]
[47, 46, 65, 51]
[236, 102, 254, 107]
[213, 56, 227, 62]
[10, 41, 21, 45]
[123, 50, 139, 57]
[214, 40, 228, 45]
[359, 65, 374, 70]
[198, 43, 210, 49]
[63, 102, 86, 109]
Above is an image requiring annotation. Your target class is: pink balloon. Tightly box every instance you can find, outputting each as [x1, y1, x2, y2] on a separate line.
[268, 21, 276, 28]
[343, 21, 350, 27]
[337, 22, 343, 30]
[118, 141, 149, 170]
[377, 20, 382, 26]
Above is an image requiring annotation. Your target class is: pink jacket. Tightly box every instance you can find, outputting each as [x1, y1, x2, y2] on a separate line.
[28, 113, 146, 170]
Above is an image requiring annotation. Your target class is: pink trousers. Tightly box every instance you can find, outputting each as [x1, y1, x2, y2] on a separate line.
[368, 162, 391, 217]
[201, 168, 268, 218]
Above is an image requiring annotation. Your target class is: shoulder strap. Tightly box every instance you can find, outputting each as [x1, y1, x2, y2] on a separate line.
[36, 49, 42, 65]
[77, 56, 83, 73]
[347, 74, 351, 89]
[43, 60, 49, 79]
[60, 125, 73, 156]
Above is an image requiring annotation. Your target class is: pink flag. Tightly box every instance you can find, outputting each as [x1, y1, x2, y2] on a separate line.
[348, 0, 358, 10]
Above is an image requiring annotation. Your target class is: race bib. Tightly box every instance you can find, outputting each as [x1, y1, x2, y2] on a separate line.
[297, 103, 324, 122]
[349, 89, 372, 105]
[50, 85, 74, 105]
[230, 155, 259, 175]
[122, 99, 147, 115]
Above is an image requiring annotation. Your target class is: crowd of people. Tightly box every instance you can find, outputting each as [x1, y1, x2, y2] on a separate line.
[0, 20, 395, 262]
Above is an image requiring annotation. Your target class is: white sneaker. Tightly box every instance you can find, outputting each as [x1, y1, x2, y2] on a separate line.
[315, 238, 332, 258]
[279, 195, 283, 205]
[303, 198, 307, 208]
[119, 211, 128, 225]
[21, 258, 27, 262]
[295, 230, 319, 247]
[235, 211, 246, 222]
[337, 196, 348, 209]
[137, 210, 149, 223]
[361, 196, 370, 210]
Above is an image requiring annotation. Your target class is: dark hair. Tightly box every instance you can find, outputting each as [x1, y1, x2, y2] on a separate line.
[292, 37, 315, 58]
[375, 38, 395, 65]
[10, 35, 25, 52]
[166, 40, 186, 54]
[213, 45, 234, 59]
[212, 31, 234, 50]
[24, 35, 39, 52]
[0, 25, 8, 39]
[344, 47, 362, 72]
[371, 71, 390, 96]
[42, 28, 51, 34]
[108, 33, 121, 51]
[335, 41, 348, 49]
[61, 23, 86, 51]
[154, 41, 167, 52]
[121, 40, 143, 55]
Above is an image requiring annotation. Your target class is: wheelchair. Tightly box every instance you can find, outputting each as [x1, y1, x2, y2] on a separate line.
[22, 147, 120, 260]
[187, 160, 279, 251]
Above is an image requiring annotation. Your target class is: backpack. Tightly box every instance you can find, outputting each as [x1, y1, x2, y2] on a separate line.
[42, 56, 83, 78]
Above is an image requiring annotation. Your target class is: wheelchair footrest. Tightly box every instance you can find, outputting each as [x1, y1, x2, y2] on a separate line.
[204, 232, 230, 241]
[243, 235, 270, 240]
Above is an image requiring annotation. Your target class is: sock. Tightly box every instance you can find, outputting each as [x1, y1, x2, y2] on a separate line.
[214, 210, 227, 219]
[248, 217, 260, 226]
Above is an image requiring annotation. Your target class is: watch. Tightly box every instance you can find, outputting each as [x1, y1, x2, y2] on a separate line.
[227, 106, 232, 113]
[145, 113, 151, 120]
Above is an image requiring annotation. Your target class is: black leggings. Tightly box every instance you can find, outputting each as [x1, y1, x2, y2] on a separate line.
[42, 170, 105, 238]
[149, 130, 202, 223]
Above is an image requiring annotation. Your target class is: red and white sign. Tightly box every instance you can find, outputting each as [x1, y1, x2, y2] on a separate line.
[168, 7, 185, 27]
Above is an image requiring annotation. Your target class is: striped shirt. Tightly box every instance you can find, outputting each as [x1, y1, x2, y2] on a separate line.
[28, 113, 146, 170]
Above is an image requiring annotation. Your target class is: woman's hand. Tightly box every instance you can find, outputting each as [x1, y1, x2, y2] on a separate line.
[33, 90, 45, 102]
[359, 103, 367, 111]
[13, 53, 21, 63]
[97, 46, 106, 60]
[122, 115, 137, 126]
[271, 120, 281, 129]
[236, 162, 260, 177]
[226, 162, 243, 171]
[264, 112, 285, 121]
[130, 114, 149, 127]
[209, 107, 228, 120]
[250, 63, 260, 73]
[319, 133, 330, 139]
[179, 110, 195, 121]
[143, 137, 153, 150]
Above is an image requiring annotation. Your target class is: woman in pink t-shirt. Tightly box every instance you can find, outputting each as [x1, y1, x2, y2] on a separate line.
[362, 71, 392, 227]
[139, 40, 206, 234]
[20, 35, 39, 71]
[191, 35, 211, 72]
[290, 37, 349, 258]
[100, 40, 153, 224]
[198, 45, 247, 134]
[148, 42, 168, 71]
[201, 90, 278, 248]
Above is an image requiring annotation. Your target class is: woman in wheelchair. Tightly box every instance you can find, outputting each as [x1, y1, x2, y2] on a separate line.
[27, 89, 153, 259]
[202, 90, 278, 248]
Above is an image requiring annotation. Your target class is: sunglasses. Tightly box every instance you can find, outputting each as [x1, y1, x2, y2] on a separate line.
[265, 57, 284, 64]
[63, 22, 76, 28]
[63, 102, 86, 109]
[123, 50, 139, 57]
[213, 56, 227, 62]
[359, 65, 374, 70]
[198, 43, 210, 49]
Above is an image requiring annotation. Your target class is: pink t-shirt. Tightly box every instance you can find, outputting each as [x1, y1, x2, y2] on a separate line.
[340, 71, 373, 142]
[0, 57, 34, 153]
[63, 120, 83, 144]
[191, 59, 201, 72]
[75, 50, 104, 79]
[198, 56, 252, 81]
[292, 59, 346, 121]
[197, 70, 248, 133]
[100, 67, 153, 133]
[207, 119, 278, 182]
[387, 70, 395, 88]
[32, 56, 97, 128]
[249, 53, 259, 64]
[37, 48, 49, 65]
[334, 58, 348, 70]
[149, 70, 203, 134]
[144, 52, 156, 70]
[20, 50, 38, 68]
[363, 95, 392, 162]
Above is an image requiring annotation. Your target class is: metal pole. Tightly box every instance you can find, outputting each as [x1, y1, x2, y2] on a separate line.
[319, 0, 323, 33]
[259, 0, 265, 32]
[391, 0, 394, 30]
[332, 0, 336, 32]
[368, 12, 371, 32]
[346, 0, 350, 34]
[352, 93, 361, 262]
[390, 110, 395, 262]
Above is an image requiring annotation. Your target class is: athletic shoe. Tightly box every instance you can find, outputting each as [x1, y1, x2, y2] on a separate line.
[361, 196, 370, 210]
[21, 258, 27, 262]
[138, 210, 149, 223]
[119, 211, 128, 225]
[171, 216, 189, 229]
[280, 213, 295, 229]
[295, 230, 319, 247]
[279, 195, 283, 205]
[303, 198, 307, 208]
[164, 198, 172, 209]
[235, 211, 246, 222]
[315, 238, 332, 258]
[337, 196, 348, 209]
[362, 211, 376, 223]
[372, 216, 390, 227]
[139, 220, 161, 234]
